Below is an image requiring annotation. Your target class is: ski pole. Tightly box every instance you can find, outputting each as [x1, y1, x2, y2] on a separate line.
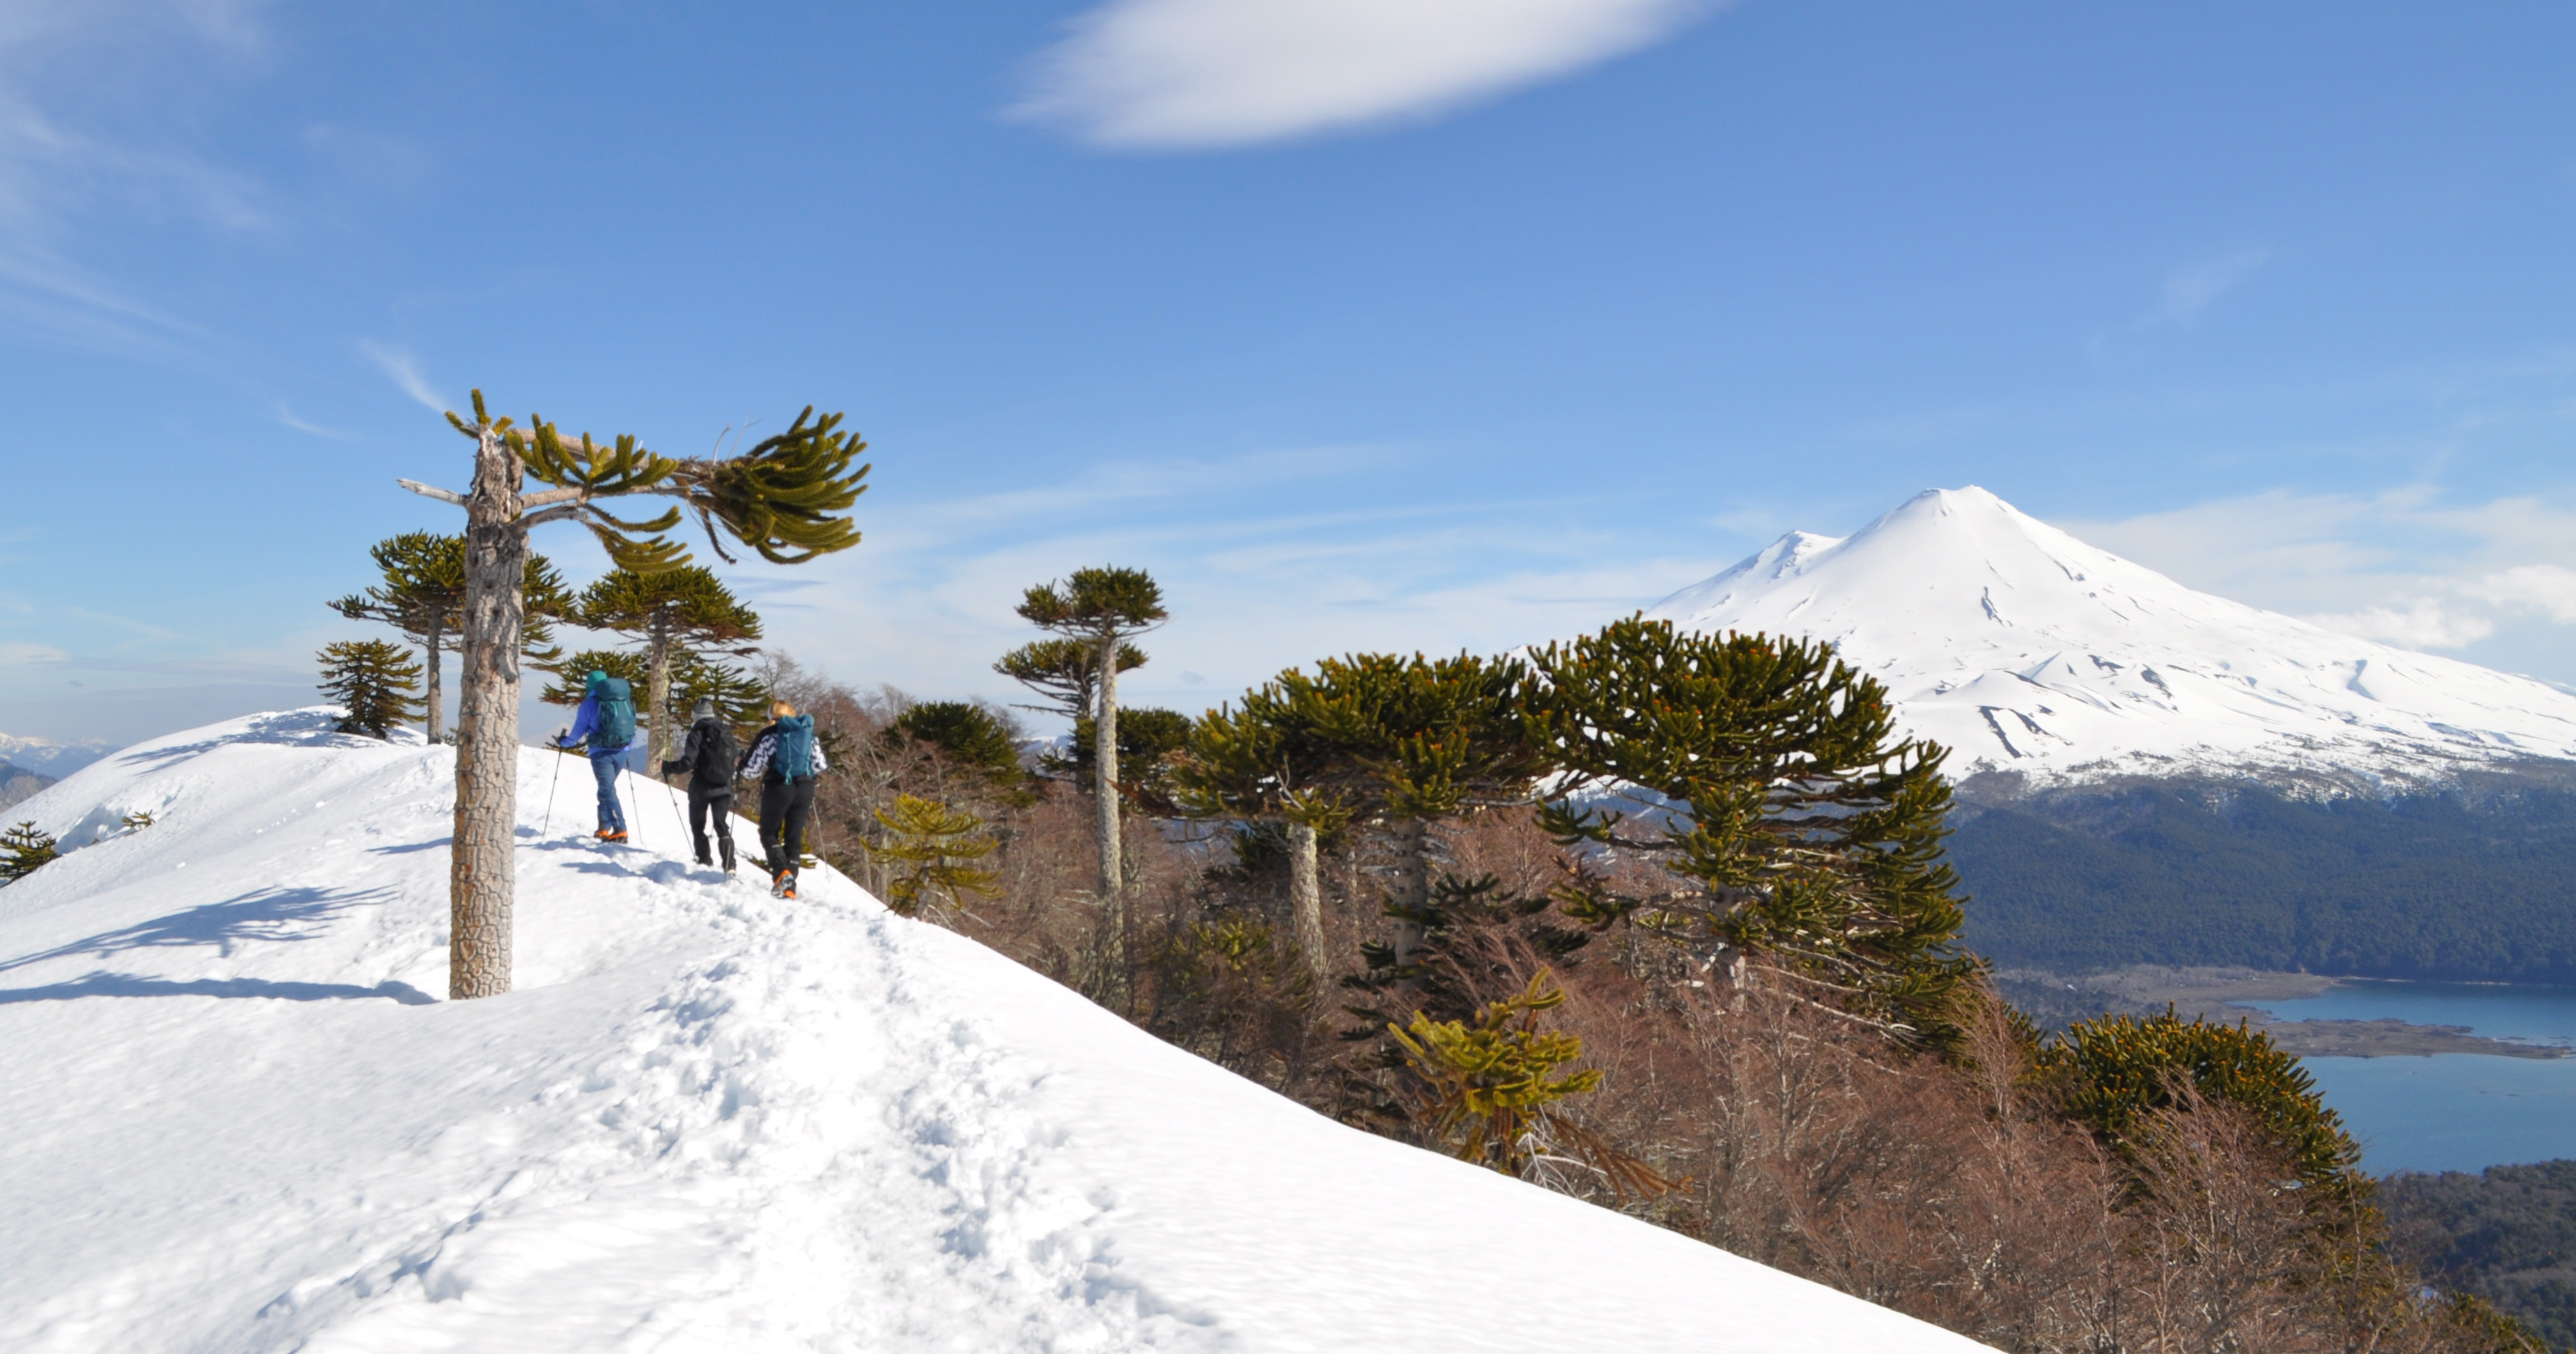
[541, 742, 563, 836]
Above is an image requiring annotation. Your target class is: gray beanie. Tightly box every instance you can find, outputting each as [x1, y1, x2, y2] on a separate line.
[691, 697, 716, 720]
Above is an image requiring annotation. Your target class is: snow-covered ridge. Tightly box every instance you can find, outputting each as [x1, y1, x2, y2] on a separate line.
[0, 710, 1984, 1352]
[1648, 487, 2576, 790]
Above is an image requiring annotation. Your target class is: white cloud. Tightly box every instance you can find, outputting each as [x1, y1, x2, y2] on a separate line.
[357, 341, 447, 414]
[1017, 0, 1721, 148]
[2306, 599, 2494, 651]
[2470, 564, 2576, 623]
[0, 642, 68, 665]
[2060, 487, 2576, 656]
[0, 0, 273, 352]
[2159, 247, 2269, 323]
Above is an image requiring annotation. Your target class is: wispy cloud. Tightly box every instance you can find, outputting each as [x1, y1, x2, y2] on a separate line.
[1016, 0, 1723, 149]
[357, 341, 447, 414]
[2061, 488, 2576, 654]
[0, 643, 68, 665]
[272, 403, 344, 438]
[0, 0, 274, 353]
[2159, 247, 2270, 323]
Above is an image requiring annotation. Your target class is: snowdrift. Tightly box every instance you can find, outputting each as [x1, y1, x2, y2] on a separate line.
[1649, 487, 2576, 789]
[0, 711, 1986, 1353]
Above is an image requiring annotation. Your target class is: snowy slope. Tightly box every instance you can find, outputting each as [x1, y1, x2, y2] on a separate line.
[0, 710, 1987, 1353]
[1647, 487, 2576, 789]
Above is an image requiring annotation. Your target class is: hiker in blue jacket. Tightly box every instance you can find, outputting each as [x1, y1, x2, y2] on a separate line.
[739, 699, 826, 898]
[555, 670, 637, 843]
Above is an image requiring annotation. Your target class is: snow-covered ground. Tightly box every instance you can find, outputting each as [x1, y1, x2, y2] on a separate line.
[1649, 486, 2576, 790]
[0, 710, 1985, 1353]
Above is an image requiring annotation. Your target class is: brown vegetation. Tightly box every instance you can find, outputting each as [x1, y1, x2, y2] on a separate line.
[761, 655, 2545, 1354]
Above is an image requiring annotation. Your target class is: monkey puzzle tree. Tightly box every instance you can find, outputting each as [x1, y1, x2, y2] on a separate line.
[397, 391, 869, 999]
[1177, 652, 1544, 984]
[572, 564, 763, 761]
[1007, 567, 1166, 943]
[317, 638, 426, 739]
[1524, 615, 1975, 1042]
[330, 532, 573, 742]
[994, 637, 1144, 724]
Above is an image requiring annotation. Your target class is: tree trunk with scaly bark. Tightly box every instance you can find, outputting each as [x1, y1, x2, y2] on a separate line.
[1288, 818, 1325, 984]
[423, 607, 446, 743]
[1094, 628, 1123, 965]
[646, 603, 674, 764]
[1386, 814, 1432, 977]
[449, 428, 526, 1000]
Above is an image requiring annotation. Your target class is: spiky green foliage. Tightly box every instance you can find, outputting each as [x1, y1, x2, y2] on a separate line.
[539, 650, 767, 732]
[1014, 566, 1167, 640]
[2040, 1008, 2363, 1194]
[318, 639, 426, 738]
[573, 565, 763, 653]
[994, 637, 1144, 721]
[1388, 970, 1600, 1172]
[866, 793, 1001, 920]
[1525, 615, 1976, 1043]
[888, 701, 1027, 790]
[329, 531, 573, 661]
[0, 820, 58, 885]
[1178, 652, 1542, 830]
[450, 391, 871, 573]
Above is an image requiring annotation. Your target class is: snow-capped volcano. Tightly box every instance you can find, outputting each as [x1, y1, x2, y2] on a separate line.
[1647, 486, 2576, 789]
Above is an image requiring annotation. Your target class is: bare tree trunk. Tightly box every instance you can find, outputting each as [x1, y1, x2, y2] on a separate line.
[423, 607, 446, 744]
[1289, 818, 1326, 984]
[1094, 628, 1123, 963]
[1388, 814, 1431, 974]
[647, 605, 674, 765]
[450, 427, 525, 1000]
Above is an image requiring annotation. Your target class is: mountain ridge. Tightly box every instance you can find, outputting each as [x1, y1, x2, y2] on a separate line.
[1647, 486, 2576, 794]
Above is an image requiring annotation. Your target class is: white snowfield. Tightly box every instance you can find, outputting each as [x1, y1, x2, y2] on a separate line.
[1649, 486, 2576, 790]
[0, 710, 1989, 1353]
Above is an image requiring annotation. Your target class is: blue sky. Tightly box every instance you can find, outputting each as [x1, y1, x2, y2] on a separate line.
[3, 0, 2573, 744]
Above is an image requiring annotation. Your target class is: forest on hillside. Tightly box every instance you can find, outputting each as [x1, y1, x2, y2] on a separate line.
[1950, 777, 2576, 983]
[2384, 1161, 2576, 1351]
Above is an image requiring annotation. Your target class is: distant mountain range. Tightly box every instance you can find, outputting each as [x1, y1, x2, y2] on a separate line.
[1650, 488, 2576, 983]
[0, 733, 115, 781]
[1648, 486, 2576, 795]
[0, 761, 52, 814]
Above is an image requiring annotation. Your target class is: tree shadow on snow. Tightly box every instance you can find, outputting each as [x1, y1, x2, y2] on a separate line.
[0, 885, 391, 973]
[0, 973, 435, 1004]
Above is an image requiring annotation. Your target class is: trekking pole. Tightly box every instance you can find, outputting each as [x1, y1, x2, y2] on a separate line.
[663, 774, 687, 852]
[541, 743, 564, 836]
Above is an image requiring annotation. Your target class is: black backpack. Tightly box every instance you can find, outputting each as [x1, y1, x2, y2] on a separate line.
[690, 720, 738, 786]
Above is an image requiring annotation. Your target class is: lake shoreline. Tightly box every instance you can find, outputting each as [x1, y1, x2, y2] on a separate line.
[1994, 965, 2576, 1059]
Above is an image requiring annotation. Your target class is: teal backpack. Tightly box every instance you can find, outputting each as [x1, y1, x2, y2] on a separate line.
[594, 678, 637, 749]
[775, 714, 815, 779]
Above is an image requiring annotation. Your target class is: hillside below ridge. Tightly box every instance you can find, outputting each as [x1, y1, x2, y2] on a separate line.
[0, 708, 1984, 1353]
[1647, 486, 2576, 796]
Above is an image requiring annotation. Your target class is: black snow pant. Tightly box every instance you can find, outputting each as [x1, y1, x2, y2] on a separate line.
[758, 775, 816, 880]
[687, 786, 736, 870]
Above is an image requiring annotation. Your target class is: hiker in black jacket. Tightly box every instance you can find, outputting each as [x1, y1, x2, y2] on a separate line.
[660, 697, 739, 875]
[739, 699, 826, 899]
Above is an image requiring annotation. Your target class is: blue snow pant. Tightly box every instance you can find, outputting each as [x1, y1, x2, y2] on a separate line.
[589, 748, 629, 833]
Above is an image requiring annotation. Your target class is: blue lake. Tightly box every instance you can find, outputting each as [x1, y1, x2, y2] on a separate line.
[2242, 983, 2576, 1176]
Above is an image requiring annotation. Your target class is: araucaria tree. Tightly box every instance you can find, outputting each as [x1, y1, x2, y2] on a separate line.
[398, 391, 870, 999]
[1181, 652, 1542, 984]
[572, 564, 763, 761]
[317, 639, 426, 739]
[331, 531, 573, 742]
[1006, 567, 1165, 949]
[1525, 615, 1976, 1041]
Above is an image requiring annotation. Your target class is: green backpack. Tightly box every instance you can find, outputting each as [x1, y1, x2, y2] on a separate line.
[594, 678, 637, 748]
